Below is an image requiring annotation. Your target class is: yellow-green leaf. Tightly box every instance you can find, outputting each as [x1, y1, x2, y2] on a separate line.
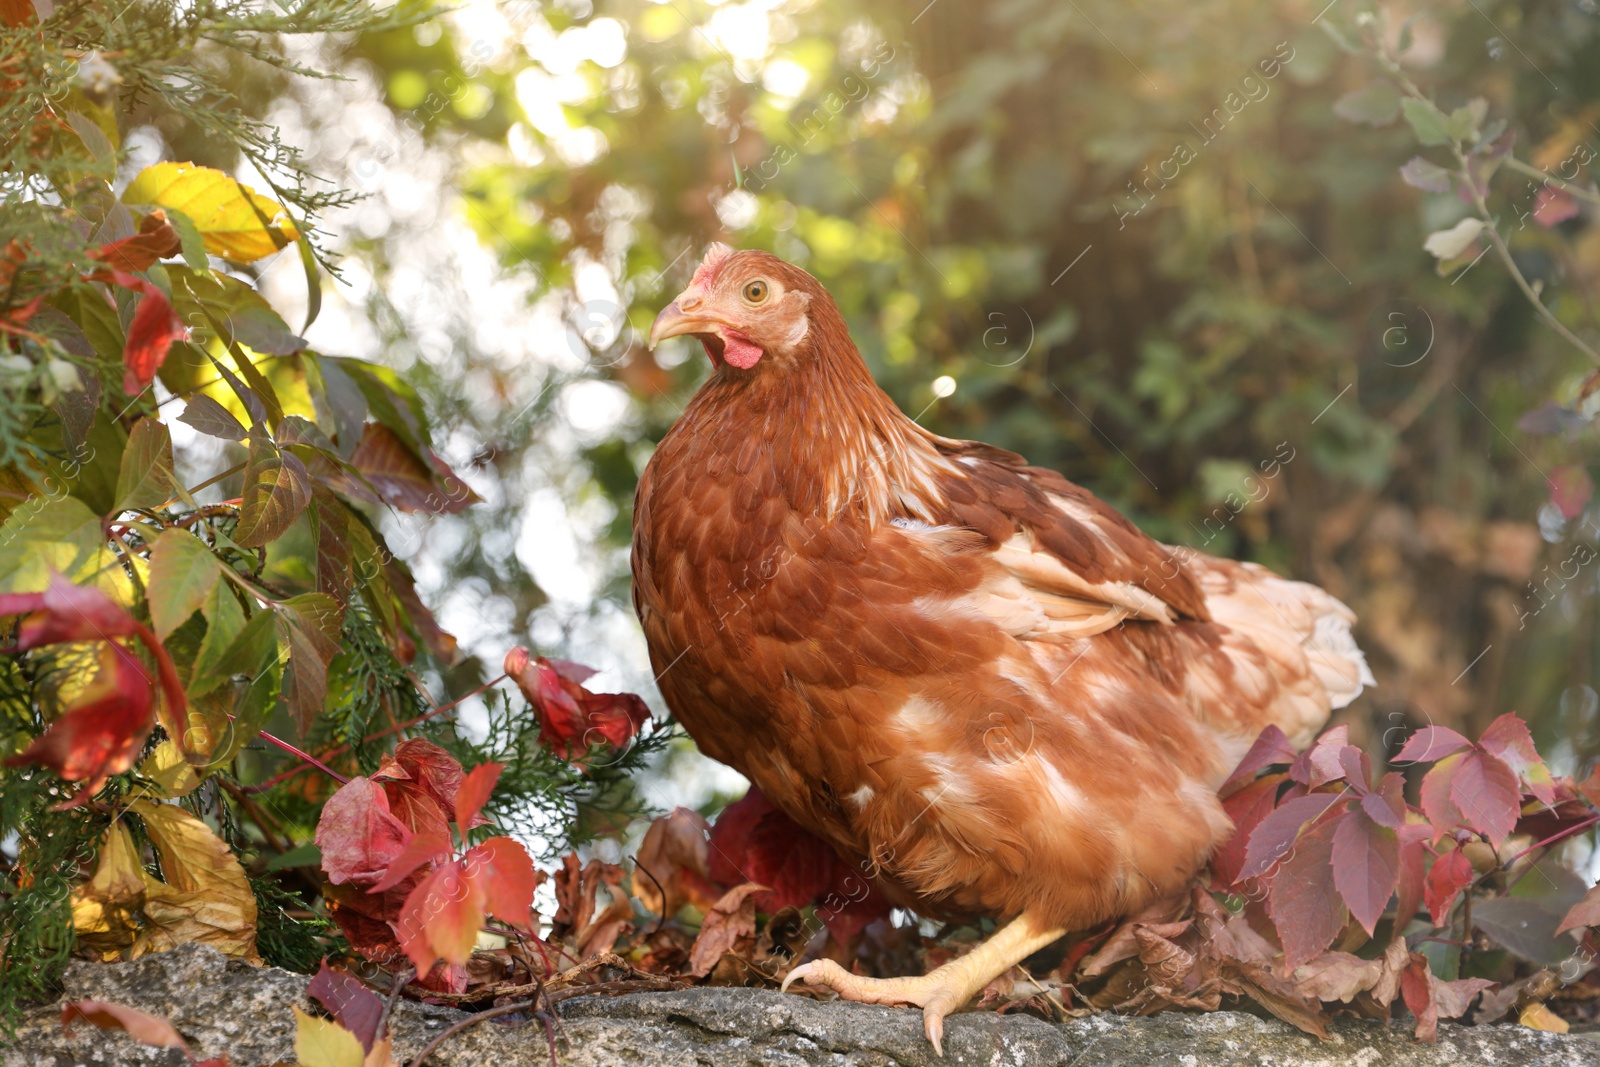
[113, 417, 175, 514]
[146, 528, 221, 639]
[0, 495, 131, 603]
[122, 162, 299, 263]
[275, 592, 343, 734]
[293, 1007, 366, 1067]
[137, 740, 203, 797]
[236, 437, 312, 548]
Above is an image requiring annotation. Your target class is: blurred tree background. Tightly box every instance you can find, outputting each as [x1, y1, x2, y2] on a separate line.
[148, 0, 1600, 798]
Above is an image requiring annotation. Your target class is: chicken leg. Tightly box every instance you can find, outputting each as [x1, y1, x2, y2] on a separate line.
[781, 911, 1068, 1056]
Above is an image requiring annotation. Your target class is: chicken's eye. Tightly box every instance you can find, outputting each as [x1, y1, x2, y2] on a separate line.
[742, 280, 769, 304]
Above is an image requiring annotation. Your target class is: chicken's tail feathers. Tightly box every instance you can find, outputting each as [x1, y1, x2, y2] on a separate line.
[1188, 556, 1374, 749]
[1306, 608, 1376, 711]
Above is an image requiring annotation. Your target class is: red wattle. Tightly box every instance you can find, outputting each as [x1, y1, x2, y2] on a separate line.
[722, 333, 764, 369]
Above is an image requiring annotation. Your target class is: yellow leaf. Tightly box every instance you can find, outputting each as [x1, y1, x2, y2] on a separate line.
[1519, 1001, 1570, 1033]
[137, 740, 203, 797]
[293, 1008, 367, 1067]
[127, 799, 260, 963]
[69, 822, 146, 961]
[122, 162, 299, 263]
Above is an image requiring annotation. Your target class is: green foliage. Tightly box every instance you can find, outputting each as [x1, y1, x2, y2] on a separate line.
[249, 876, 341, 974]
[0, 0, 665, 1030]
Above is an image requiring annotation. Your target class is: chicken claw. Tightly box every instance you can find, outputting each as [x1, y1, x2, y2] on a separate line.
[782, 958, 966, 1055]
[781, 911, 1068, 1058]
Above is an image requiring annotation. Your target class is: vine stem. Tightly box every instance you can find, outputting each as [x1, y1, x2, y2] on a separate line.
[1502, 156, 1600, 207]
[1455, 139, 1600, 366]
[244, 722, 349, 785]
[238, 674, 508, 793]
[1372, 35, 1600, 366]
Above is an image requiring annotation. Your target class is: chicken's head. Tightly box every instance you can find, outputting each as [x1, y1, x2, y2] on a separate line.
[648, 243, 815, 370]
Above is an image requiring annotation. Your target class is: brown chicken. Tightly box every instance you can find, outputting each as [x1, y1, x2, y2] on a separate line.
[633, 244, 1372, 1051]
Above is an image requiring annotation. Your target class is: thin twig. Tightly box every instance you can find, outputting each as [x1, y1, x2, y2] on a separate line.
[405, 999, 536, 1067]
[239, 675, 507, 793]
[379, 967, 412, 1039]
[632, 859, 668, 937]
[1503, 156, 1600, 207]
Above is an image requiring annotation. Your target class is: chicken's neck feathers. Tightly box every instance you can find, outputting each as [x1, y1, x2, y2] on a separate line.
[680, 327, 958, 527]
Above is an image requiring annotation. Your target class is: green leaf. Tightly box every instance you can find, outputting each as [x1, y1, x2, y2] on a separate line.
[189, 579, 247, 691]
[160, 205, 211, 272]
[179, 394, 249, 442]
[236, 437, 312, 548]
[1446, 98, 1489, 144]
[170, 271, 306, 356]
[1401, 98, 1452, 146]
[0, 495, 128, 600]
[113, 417, 176, 513]
[1399, 157, 1452, 193]
[190, 603, 278, 698]
[274, 592, 344, 735]
[264, 841, 322, 872]
[1333, 83, 1400, 126]
[147, 528, 222, 640]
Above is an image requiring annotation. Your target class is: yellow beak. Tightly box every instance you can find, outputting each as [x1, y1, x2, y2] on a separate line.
[648, 301, 737, 350]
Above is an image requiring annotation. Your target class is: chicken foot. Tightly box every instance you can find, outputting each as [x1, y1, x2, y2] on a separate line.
[780, 910, 1068, 1056]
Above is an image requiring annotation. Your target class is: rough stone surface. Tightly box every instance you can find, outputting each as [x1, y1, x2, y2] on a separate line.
[4, 944, 1599, 1066]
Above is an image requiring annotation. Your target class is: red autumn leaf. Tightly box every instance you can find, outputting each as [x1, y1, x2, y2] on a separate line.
[341, 422, 478, 515]
[8, 645, 155, 805]
[1424, 847, 1476, 925]
[1400, 952, 1495, 1042]
[1449, 749, 1522, 848]
[453, 761, 502, 831]
[1549, 465, 1594, 521]
[1219, 724, 1297, 796]
[1419, 754, 1469, 836]
[1239, 792, 1348, 881]
[504, 646, 651, 761]
[0, 574, 137, 648]
[1359, 788, 1405, 830]
[60, 999, 189, 1050]
[1331, 808, 1401, 935]
[116, 276, 186, 396]
[315, 777, 413, 886]
[1394, 823, 1431, 929]
[306, 960, 384, 1053]
[395, 858, 481, 975]
[366, 831, 452, 894]
[1395, 725, 1472, 764]
[1211, 774, 1283, 889]
[1478, 713, 1558, 805]
[1288, 724, 1349, 787]
[706, 787, 890, 942]
[462, 835, 540, 933]
[2, 573, 186, 807]
[1266, 816, 1347, 970]
[89, 211, 182, 273]
[372, 738, 479, 838]
[1533, 186, 1580, 228]
[1557, 885, 1600, 935]
[323, 880, 412, 967]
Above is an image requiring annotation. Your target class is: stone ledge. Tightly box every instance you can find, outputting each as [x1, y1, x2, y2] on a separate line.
[3, 944, 1597, 1066]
